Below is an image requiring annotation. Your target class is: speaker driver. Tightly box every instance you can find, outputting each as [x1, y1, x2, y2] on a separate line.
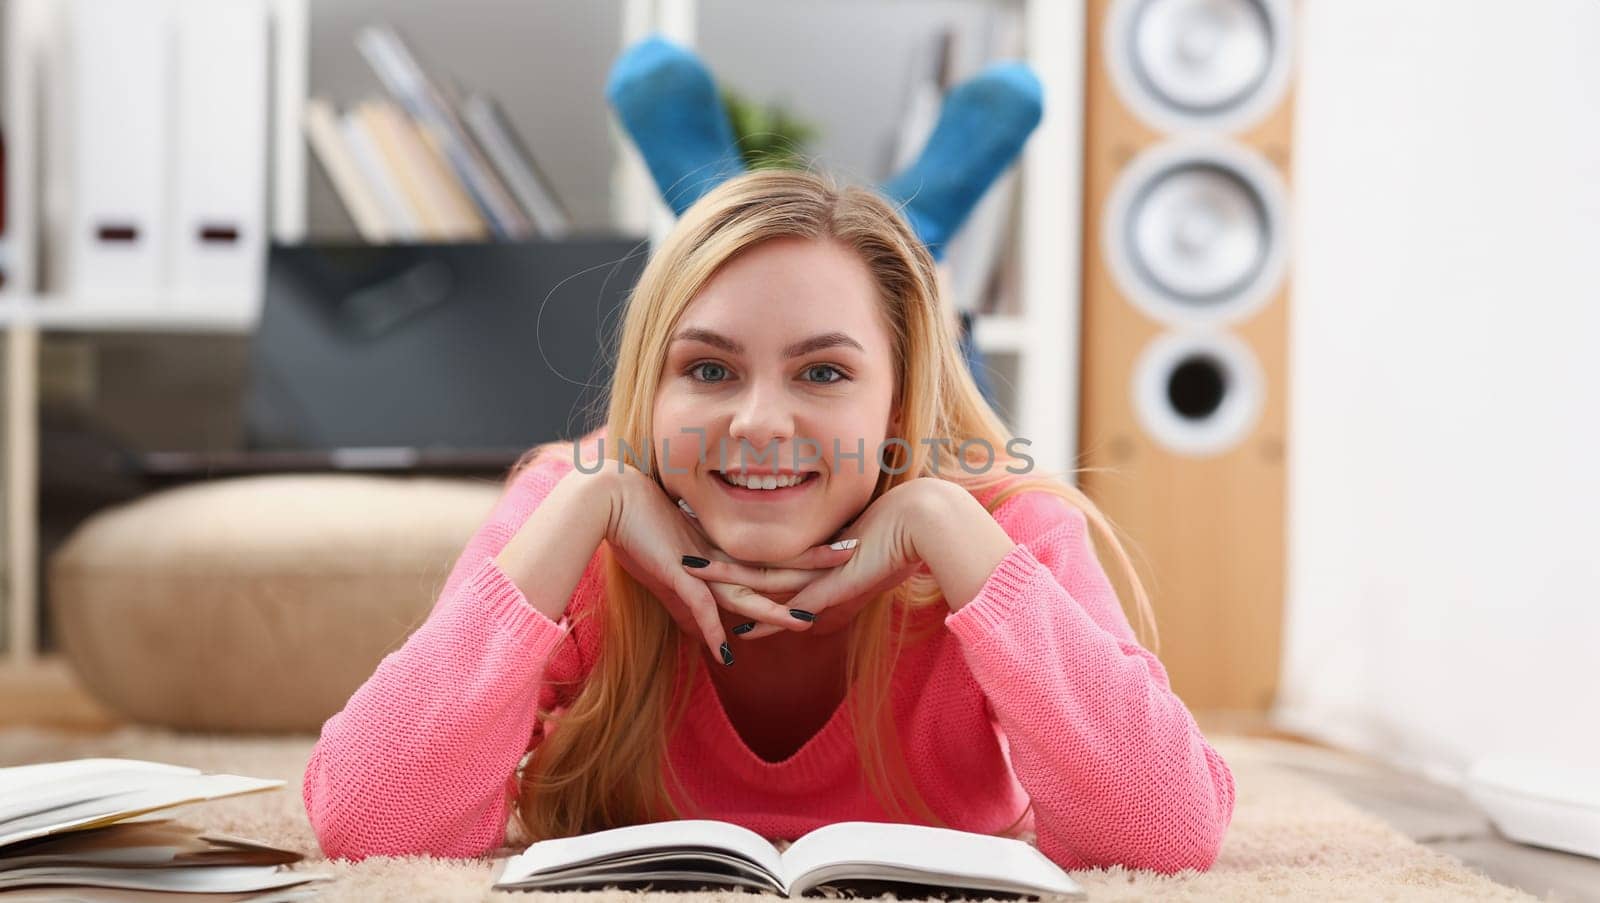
[1133, 329, 1263, 457]
[1104, 139, 1288, 326]
[1107, 0, 1292, 133]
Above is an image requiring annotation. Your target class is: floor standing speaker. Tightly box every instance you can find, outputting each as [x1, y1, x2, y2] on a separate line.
[1079, 0, 1297, 712]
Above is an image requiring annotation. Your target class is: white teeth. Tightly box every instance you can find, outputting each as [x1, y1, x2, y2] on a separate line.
[718, 471, 810, 490]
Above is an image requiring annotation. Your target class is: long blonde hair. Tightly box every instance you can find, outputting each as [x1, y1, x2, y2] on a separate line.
[504, 168, 1156, 845]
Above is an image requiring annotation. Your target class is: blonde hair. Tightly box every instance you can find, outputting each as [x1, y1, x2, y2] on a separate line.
[503, 168, 1156, 845]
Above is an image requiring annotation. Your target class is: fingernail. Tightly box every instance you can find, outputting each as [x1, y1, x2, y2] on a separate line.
[677, 498, 698, 519]
[720, 642, 735, 666]
[681, 555, 710, 568]
[829, 538, 859, 551]
[789, 609, 816, 622]
[732, 622, 756, 635]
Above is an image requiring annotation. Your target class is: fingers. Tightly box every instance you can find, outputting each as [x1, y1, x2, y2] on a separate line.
[686, 538, 858, 590]
[708, 582, 811, 633]
[673, 572, 733, 666]
[690, 557, 842, 596]
[737, 571, 840, 641]
[703, 541, 858, 571]
[772, 540, 861, 569]
[672, 536, 862, 647]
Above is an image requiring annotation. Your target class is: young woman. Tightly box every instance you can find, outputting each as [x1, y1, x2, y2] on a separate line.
[302, 169, 1235, 874]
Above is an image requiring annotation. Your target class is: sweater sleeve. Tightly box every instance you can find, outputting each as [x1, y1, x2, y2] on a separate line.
[942, 494, 1236, 874]
[301, 446, 602, 862]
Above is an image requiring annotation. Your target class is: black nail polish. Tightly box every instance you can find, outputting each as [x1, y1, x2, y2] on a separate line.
[732, 622, 756, 635]
[720, 642, 735, 666]
[789, 609, 816, 622]
[682, 555, 710, 568]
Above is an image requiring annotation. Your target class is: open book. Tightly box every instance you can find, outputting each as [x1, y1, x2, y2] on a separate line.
[0, 758, 330, 901]
[493, 819, 1085, 899]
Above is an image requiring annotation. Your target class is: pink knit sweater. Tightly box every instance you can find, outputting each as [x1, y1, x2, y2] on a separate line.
[302, 436, 1235, 874]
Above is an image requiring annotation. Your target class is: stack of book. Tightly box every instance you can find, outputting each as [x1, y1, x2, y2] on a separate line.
[1, 757, 330, 901]
[307, 24, 571, 244]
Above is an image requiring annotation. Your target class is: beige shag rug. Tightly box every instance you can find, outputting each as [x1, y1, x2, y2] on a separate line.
[0, 727, 1535, 902]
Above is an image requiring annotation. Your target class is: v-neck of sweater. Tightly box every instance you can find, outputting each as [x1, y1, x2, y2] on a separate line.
[671, 600, 950, 788]
[679, 646, 860, 786]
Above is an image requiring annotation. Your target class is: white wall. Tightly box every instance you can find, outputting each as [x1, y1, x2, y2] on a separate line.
[1278, 0, 1600, 783]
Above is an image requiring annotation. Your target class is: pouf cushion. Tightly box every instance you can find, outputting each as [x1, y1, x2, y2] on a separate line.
[48, 473, 503, 733]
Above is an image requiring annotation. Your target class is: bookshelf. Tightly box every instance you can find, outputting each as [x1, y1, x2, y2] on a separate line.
[0, 0, 1084, 675]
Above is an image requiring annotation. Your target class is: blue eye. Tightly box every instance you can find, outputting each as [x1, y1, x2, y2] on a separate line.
[689, 362, 728, 383]
[687, 362, 848, 385]
[805, 364, 846, 384]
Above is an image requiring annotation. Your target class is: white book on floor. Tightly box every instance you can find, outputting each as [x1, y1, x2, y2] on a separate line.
[493, 818, 1085, 899]
[0, 759, 329, 898]
[0, 759, 279, 846]
[0, 889, 322, 903]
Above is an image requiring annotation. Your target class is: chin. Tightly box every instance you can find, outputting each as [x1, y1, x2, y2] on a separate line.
[706, 527, 813, 565]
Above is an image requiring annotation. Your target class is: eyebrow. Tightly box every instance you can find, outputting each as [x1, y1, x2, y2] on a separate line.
[671, 328, 865, 358]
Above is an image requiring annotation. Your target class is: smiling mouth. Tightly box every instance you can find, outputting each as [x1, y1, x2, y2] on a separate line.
[714, 470, 821, 492]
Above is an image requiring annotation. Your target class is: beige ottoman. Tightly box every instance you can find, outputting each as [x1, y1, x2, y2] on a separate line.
[48, 473, 503, 733]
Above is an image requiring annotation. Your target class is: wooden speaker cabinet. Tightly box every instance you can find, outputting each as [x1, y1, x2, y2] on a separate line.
[1078, 0, 1297, 712]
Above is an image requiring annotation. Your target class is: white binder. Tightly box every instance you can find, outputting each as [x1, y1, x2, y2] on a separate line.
[51, 0, 173, 299]
[167, 0, 268, 311]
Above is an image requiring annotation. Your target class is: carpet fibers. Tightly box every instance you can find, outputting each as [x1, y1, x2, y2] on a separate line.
[0, 727, 1535, 902]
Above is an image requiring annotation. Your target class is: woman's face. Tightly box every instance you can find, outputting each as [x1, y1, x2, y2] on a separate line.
[653, 236, 899, 565]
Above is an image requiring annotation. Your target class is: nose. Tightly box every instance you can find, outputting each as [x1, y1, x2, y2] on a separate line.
[725, 378, 795, 465]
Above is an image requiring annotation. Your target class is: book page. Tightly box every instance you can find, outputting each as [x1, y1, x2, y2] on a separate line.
[0, 889, 324, 903]
[0, 774, 284, 848]
[0, 759, 197, 792]
[779, 822, 1082, 898]
[499, 819, 785, 888]
[0, 760, 201, 818]
[0, 819, 302, 870]
[0, 864, 327, 894]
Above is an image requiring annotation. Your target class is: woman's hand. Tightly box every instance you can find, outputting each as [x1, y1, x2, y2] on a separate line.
[603, 463, 855, 664]
[676, 541, 860, 636]
[733, 478, 959, 640]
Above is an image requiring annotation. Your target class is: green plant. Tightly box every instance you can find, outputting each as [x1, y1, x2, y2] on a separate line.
[720, 88, 819, 170]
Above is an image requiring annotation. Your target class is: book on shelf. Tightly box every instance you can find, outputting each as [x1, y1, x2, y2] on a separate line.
[338, 106, 422, 241]
[302, 27, 570, 244]
[357, 99, 443, 239]
[302, 98, 391, 242]
[355, 24, 534, 239]
[461, 92, 572, 238]
[492, 818, 1085, 899]
[0, 757, 330, 901]
[360, 99, 490, 241]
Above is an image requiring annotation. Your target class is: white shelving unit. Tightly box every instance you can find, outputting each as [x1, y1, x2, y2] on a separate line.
[0, 0, 1083, 671]
[0, 0, 310, 670]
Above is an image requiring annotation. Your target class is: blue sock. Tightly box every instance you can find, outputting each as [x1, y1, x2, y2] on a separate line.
[879, 62, 1043, 262]
[604, 36, 747, 216]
